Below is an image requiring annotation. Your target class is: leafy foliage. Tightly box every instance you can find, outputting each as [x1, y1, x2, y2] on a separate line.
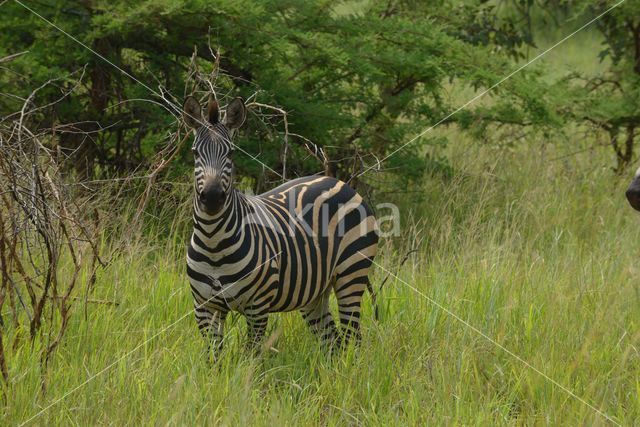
[515, 0, 640, 171]
[1, 0, 542, 189]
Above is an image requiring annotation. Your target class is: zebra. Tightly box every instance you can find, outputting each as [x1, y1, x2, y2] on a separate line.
[627, 166, 640, 211]
[183, 95, 379, 356]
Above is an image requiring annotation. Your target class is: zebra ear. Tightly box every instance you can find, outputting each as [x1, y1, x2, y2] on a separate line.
[183, 96, 203, 129]
[207, 96, 220, 124]
[225, 97, 246, 129]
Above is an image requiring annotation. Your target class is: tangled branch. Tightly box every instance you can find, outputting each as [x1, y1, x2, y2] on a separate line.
[0, 72, 106, 388]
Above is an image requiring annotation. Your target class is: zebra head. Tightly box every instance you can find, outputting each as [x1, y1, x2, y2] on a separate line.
[626, 165, 640, 211]
[183, 96, 247, 216]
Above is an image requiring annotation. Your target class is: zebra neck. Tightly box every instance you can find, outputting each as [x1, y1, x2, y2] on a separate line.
[192, 188, 246, 248]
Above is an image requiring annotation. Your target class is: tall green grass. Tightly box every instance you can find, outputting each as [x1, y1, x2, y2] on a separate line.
[3, 136, 639, 425]
[3, 26, 637, 426]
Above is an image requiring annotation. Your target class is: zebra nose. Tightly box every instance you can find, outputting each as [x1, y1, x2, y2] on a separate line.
[626, 186, 640, 211]
[199, 181, 225, 213]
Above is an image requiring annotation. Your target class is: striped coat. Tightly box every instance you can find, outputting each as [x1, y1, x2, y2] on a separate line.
[183, 96, 378, 355]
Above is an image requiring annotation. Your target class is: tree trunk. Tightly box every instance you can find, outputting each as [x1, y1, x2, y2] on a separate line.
[611, 125, 635, 173]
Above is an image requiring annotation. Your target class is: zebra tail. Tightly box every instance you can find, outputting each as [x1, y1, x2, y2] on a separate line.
[372, 249, 419, 322]
[366, 279, 379, 322]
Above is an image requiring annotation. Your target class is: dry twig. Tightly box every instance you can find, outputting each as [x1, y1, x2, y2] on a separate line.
[0, 69, 105, 389]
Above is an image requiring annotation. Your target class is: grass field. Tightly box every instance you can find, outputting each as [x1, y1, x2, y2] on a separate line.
[4, 135, 640, 425]
[4, 28, 640, 426]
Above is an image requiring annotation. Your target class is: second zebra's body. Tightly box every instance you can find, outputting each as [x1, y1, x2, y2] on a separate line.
[183, 96, 378, 355]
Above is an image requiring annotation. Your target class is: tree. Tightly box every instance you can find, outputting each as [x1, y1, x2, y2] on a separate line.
[1, 0, 541, 189]
[581, 0, 640, 171]
[513, 0, 640, 172]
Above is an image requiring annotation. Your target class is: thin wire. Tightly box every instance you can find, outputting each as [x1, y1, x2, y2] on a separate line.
[12, 0, 282, 178]
[353, 0, 626, 180]
[19, 252, 282, 426]
[361, 251, 620, 426]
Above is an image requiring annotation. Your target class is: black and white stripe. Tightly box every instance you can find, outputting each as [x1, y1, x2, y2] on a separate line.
[183, 96, 378, 355]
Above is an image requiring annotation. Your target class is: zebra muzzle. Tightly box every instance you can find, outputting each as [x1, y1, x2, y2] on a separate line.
[199, 180, 226, 214]
[626, 186, 640, 211]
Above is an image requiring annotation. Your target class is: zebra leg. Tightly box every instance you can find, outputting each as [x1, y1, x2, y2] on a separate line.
[195, 306, 227, 361]
[244, 312, 269, 355]
[300, 290, 340, 352]
[334, 275, 367, 347]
